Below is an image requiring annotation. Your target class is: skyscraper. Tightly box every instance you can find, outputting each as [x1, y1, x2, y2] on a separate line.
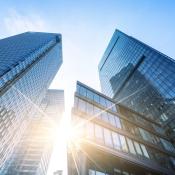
[98, 30, 175, 143]
[68, 81, 175, 175]
[3, 89, 64, 175]
[0, 32, 62, 172]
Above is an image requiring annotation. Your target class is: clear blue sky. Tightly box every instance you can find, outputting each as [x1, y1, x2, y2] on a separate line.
[0, 0, 175, 174]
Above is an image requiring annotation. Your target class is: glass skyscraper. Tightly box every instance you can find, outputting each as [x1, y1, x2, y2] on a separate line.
[3, 89, 64, 175]
[0, 32, 62, 172]
[68, 81, 175, 175]
[98, 30, 175, 143]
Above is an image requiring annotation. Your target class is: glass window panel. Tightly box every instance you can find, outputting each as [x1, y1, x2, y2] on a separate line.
[94, 94, 100, 103]
[86, 103, 94, 116]
[115, 116, 122, 129]
[93, 106, 102, 119]
[139, 128, 152, 142]
[78, 99, 86, 112]
[101, 111, 109, 123]
[112, 132, 121, 150]
[86, 122, 94, 139]
[108, 113, 116, 127]
[126, 138, 136, 155]
[119, 135, 128, 152]
[160, 113, 168, 122]
[74, 97, 78, 108]
[133, 141, 142, 155]
[95, 124, 104, 141]
[96, 171, 106, 175]
[106, 100, 113, 109]
[114, 168, 121, 175]
[86, 89, 94, 100]
[104, 128, 113, 147]
[77, 84, 81, 93]
[112, 103, 117, 112]
[80, 86, 87, 97]
[160, 138, 175, 152]
[152, 124, 165, 135]
[140, 144, 150, 158]
[89, 169, 95, 175]
[170, 157, 175, 167]
[100, 96, 107, 107]
[76, 120, 85, 138]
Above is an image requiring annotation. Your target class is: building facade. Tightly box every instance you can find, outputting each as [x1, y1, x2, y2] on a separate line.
[68, 81, 175, 175]
[0, 32, 62, 172]
[98, 30, 175, 142]
[3, 89, 64, 175]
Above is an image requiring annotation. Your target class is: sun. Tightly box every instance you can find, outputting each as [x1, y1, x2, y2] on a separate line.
[47, 111, 86, 174]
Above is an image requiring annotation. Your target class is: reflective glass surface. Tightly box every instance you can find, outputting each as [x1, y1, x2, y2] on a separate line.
[4, 90, 64, 175]
[0, 32, 62, 173]
[98, 30, 175, 138]
[73, 82, 175, 173]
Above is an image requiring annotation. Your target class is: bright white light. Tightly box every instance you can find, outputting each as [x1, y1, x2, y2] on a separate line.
[47, 111, 79, 175]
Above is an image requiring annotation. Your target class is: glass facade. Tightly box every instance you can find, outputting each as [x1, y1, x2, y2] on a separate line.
[68, 82, 175, 175]
[89, 168, 136, 175]
[3, 90, 64, 175]
[0, 32, 62, 173]
[98, 30, 175, 141]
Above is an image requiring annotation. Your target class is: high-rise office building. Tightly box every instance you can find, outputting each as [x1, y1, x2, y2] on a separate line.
[0, 32, 62, 172]
[4, 89, 64, 175]
[68, 81, 175, 175]
[98, 30, 175, 143]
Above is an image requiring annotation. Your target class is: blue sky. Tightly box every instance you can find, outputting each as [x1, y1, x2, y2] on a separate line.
[0, 0, 175, 174]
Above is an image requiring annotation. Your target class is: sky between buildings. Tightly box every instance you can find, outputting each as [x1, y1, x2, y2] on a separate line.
[0, 0, 175, 174]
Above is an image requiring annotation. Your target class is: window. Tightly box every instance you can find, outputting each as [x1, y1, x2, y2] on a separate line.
[140, 144, 150, 158]
[152, 124, 165, 135]
[160, 113, 168, 122]
[86, 90, 94, 100]
[94, 94, 100, 103]
[89, 169, 95, 175]
[115, 116, 121, 128]
[74, 97, 78, 108]
[96, 171, 106, 175]
[119, 135, 128, 152]
[133, 141, 142, 155]
[108, 113, 116, 127]
[112, 104, 117, 112]
[77, 84, 81, 94]
[80, 86, 87, 97]
[160, 138, 175, 152]
[89, 170, 107, 175]
[139, 128, 152, 142]
[112, 132, 121, 150]
[95, 124, 104, 141]
[78, 99, 86, 112]
[170, 157, 175, 167]
[114, 168, 121, 175]
[86, 122, 94, 139]
[101, 111, 109, 123]
[93, 106, 101, 119]
[104, 128, 113, 147]
[100, 97, 107, 107]
[126, 138, 136, 155]
[86, 103, 94, 116]
[106, 100, 113, 109]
